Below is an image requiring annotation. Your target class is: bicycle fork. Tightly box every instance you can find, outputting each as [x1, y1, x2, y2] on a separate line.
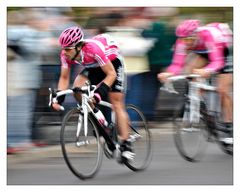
[75, 111, 90, 147]
[75, 96, 91, 146]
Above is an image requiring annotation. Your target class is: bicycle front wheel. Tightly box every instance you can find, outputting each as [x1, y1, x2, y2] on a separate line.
[173, 98, 208, 162]
[124, 104, 152, 171]
[60, 108, 103, 180]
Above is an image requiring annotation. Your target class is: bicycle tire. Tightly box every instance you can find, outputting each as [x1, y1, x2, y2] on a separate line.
[60, 108, 103, 180]
[215, 119, 233, 156]
[173, 98, 208, 162]
[124, 104, 152, 171]
[218, 141, 233, 155]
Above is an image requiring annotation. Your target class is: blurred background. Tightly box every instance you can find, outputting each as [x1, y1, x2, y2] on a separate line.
[7, 7, 233, 152]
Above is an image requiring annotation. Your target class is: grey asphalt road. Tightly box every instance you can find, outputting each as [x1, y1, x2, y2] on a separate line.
[7, 126, 233, 185]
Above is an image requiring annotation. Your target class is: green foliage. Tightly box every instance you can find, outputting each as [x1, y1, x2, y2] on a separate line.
[179, 7, 233, 24]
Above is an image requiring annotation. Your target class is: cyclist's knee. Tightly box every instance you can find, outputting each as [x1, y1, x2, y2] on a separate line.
[73, 74, 88, 87]
[109, 92, 124, 106]
[217, 82, 231, 96]
[112, 101, 125, 112]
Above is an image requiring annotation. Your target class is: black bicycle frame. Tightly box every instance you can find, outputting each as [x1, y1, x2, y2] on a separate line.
[89, 113, 117, 151]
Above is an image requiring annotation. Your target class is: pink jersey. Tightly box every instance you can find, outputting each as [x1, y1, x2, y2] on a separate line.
[60, 34, 120, 69]
[167, 23, 233, 75]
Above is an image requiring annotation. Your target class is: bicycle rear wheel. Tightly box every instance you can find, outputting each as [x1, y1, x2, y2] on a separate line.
[124, 104, 152, 171]
[60, 108, 103, 180]
[173, 98, 208, 162]
[215, 115, 233, 156]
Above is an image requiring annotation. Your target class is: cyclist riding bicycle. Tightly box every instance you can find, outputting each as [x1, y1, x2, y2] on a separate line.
[158, 19, 233, 136]
[51, 26, 134, 161]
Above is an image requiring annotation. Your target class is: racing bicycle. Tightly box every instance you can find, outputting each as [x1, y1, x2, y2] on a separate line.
[49, 82, 152, 179]
[161, 74, 233, 162]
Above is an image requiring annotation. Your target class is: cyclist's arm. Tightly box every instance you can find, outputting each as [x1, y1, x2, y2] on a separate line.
[91, 43, 117, 87]
[51, 66, 70, 111]
[92, 52, 116, 103]
[204, 43, 225, 73]
[58, 66, 71, 90]
[166, 40, 187, 75]
[201, 30, 225, 73]
[99, 60, 117, 87]
[158, 40, 187, 82]
[91, 60, 117, 103]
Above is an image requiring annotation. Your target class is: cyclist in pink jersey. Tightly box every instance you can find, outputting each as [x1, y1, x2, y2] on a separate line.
[51, 26, 134, 161]
[158, 19, 233, 130]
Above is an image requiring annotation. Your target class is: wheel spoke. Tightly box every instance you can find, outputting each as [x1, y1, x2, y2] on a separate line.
[60, 109, 103, 179]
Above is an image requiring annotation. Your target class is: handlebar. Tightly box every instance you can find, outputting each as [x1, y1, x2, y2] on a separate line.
[49, 81, 97, 111]
[160, 74, 215, 94]
[166, 74, 201, 82]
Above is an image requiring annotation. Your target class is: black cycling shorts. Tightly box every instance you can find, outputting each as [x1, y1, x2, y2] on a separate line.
[80, 57, 126, 93]
[196, 47, 233, 74]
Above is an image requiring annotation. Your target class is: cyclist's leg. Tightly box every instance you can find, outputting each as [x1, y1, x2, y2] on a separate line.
[109, 92, 134, 161]
[217, 47, 233, 125]
[217, 72, 233, 124]
[183, 52, 208, 74]
[183, 53, 208, 96]
[107, 56, 129, 141]
[109, 92, 129, 140]
[109, 57, 134, 160]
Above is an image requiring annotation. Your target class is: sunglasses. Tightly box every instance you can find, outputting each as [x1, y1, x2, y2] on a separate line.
[180, 36, 196, 41]
[62, 47, 75, 50]
[62, 41, 84, 50]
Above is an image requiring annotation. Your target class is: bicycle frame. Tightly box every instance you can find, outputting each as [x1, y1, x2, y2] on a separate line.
[50, 82, 147, 159]
[163, 73, 233, 162]
[49, 84, 118, 151]
[51, 80, 152, 179]
[161, 74, 217, 124]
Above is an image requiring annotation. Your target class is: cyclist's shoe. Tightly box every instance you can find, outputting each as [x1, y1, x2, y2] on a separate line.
[217, 122, 233, 145]
[225, 122, 233, 129]
[120, 140, 135, 162]
[219, 137, 233, 145]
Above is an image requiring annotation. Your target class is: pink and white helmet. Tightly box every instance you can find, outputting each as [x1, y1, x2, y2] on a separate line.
[59, 26, 84, 49]
[176, 20, 200, 37]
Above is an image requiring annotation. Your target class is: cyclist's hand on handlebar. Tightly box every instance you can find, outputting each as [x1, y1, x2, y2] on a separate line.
[92, 82, 110, 103]
[52, 102, 64, 111]
[157, 72, 174, 82]
[49, 89, 65, 111]
[88, 97, 97, 109]
[193, 69, 211, 78]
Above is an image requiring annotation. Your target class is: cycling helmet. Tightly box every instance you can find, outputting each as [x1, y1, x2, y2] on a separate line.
[176, 20, 200, 38]
[59, 26, 84, 49]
